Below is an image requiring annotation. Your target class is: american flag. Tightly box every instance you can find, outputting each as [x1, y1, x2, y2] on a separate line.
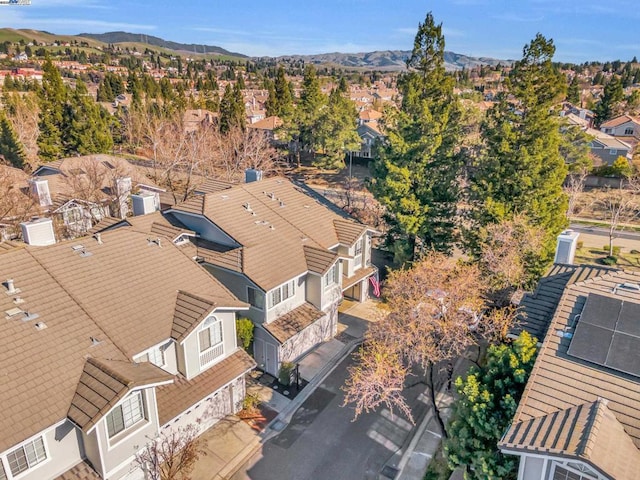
[369, 271, 381, 297]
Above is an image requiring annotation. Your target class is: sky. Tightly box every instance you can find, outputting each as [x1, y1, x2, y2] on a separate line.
[1, 0, 639, 63]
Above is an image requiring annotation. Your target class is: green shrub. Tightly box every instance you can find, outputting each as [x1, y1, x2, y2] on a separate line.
[278, 362, 295, 386]
[602, 245, 621, 256]
[602, 255, 618, 265]
[577, 241, 584, 250]
[236, 317, 254, 351]
[242, 392, 261, 412]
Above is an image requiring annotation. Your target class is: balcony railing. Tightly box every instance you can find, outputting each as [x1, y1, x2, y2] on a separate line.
[199, 343, 224, 368]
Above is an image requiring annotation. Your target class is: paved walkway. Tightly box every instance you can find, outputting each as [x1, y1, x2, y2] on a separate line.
[192, 300, 381, 479]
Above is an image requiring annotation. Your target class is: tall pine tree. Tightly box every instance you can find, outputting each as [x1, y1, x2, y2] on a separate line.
[219, 82, 245, 133]
[274, 65, 293, 119]
[64, 80, 114, 155]
[297, 65, 327, 148]
[37, 58, 67, 161]
[369, 12, 462, 261]
[470, 34, 568, 274]
[0, 111, 28, 169]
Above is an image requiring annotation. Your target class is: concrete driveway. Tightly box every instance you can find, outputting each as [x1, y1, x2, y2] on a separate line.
[232, 353, 429, 480]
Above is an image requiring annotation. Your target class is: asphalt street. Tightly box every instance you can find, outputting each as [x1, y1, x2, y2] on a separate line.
[232, 353, 428, 480]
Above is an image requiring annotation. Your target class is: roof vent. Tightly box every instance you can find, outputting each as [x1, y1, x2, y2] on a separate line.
[4, 279, 19, 295]
[90, 336, 101, 346]
[147, 237, 162, 248]
[79, 249, 93, 258]
[613, 283, 640, 294]
[270, 225, 275, 230]
[244, 202, 252, 212]
[35, 322, 47, 331]
[94, 232, 103, 245]
[22, 311, 39, 322]
[221, 195, 229, 200]
[13, 296, 24, 305]
[71, 244, 85, 252]
[279, 200, 285, 207]
[5, 307, 23, 319]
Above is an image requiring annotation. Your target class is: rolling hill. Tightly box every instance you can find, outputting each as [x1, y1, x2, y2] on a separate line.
[77, 31, 246, 58]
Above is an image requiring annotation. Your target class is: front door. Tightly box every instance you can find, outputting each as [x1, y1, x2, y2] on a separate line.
[266, 342, 278, 375]
[254, 337, 266, 370]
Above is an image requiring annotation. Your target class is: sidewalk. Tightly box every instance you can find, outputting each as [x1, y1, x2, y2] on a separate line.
[193, 299, 380, 479]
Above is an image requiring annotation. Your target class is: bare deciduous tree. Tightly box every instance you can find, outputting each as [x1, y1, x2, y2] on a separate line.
[596, 180, 640, 256]
[0, 165, 38, 238]
[477, 214, 546, 292]
[343, 253, 492, 435]
[564, 169, 589, 220]
[134, 425, 202, 480]
[333, 178, 387, 230]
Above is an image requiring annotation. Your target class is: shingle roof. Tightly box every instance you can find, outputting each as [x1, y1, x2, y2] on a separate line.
[195, 178, 235, 195]
[504, 269, 640, 471]
[0, 227, 244, 453]
[501, 399, 640, 480]
[172, 291, 219, 343]
[334, 219, 367, 246]
[54, 461, 101, 480]
[516, 264, 615, 340]
[68, 357, 172, 432]
[600, 114, 640, 129]
[171, 177, 370, 291]
[156, 349, 255, 425]
[262, 302, 326, 344]
[304, 245, 339, 275]
[247, 115, 282, 131]
[87, 216, 129, 234]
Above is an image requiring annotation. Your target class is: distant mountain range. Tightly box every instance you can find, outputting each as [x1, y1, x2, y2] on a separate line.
[77, 31, 247, 58]
[0, 28, 509, 71]
[274, 50, 509, 71]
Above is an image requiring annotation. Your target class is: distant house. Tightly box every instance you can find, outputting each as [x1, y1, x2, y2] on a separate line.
[586, 128, 632, 165]
[351, 122, 386, 160]
[164, 176, 378, 377]
[247, 115, 283, 142]
[600, 114, 640, 140]
[499, 264, 640, 480]
[0, 227, 254, 480]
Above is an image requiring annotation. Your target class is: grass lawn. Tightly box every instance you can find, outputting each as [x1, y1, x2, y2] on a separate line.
[574, 247, 640, 270]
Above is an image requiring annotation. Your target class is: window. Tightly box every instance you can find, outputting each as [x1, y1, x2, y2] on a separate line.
[624, 127, 634, 135]
[7, 437, 47, 476]
[324, 264, 339, 288]
[136, 342, 169, 368]
[268, 280, 295, 308]
[0, 461, 6, 480]
[553, 465, 596, 480]
[610, 149, 617, 155]
[106, 391, 145, 438]
[199, 316, 223, 353]
[354, 238, 364, 268]
[248, 287, 264, 310]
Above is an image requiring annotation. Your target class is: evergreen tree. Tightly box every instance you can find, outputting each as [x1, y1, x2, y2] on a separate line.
[566, 74, 580, 105]
[274, 65, 293, 119]
[470, 34, 568, 274]
[314, 88, 360, 169]
[265, 80, 278, 117]
[369, 12, 462, 260]
[37, 58, 67, 161]
[297, 65, 327, 147]
[0, 111, 28, 169]
[446, 332, 538, 480]
[595, 76, 624, 126]
[63, 80, 114, 155]
[219, 83, 245, 133]
[236, 74, 246, 90]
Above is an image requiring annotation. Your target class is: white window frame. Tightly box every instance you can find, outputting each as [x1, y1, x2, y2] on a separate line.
[609, 149, 617, 155]
[134, 341, 169, 368]
[268, 280, 295, 309]
[5, 436, 47, 478]
[199, 316, 223, 354]
[324, 264, 339, 289]
[552, 462, 599, 480]
[105, 390, 146, 439]
[247, 286, 265, 310]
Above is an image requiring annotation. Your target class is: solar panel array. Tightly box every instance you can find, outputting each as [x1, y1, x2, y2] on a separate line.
[568, 293, 640, 377]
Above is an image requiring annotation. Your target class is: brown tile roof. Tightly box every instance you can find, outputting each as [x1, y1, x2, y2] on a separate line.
[516, 264, 615, 340]
[600, 114, 640, 128]
[156, 349, 255, 425]
[359, 109, 383, 121]
[0, 240, 23, 253]
[172, 291, 221, 343]
[248, 115, 283, 131]
[87, 216, 129, 234]
[195, 178, 235, 195]
[192, 237, 243, 273]
[68, 357, 172, 432]
[262, 302, 326, 344]
[54, 461, 101, 480]
[334, 219, 367, 246]
[501, 399, 640, 480]
[343, 266, 377, 291]
[304, 245, 339, 275]
[171, 177, 371, 291]
[505, 269, 640, 463]
[0, 227, 244, 452]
